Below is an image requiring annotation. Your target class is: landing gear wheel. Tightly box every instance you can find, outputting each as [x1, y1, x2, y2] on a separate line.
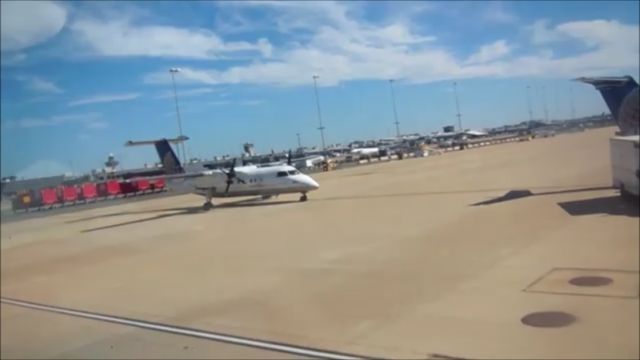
[299, 194, 308, 202]
[203, 202, 213, 211]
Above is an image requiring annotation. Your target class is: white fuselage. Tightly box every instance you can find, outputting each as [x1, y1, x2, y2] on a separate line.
[192, 164, 319, 198]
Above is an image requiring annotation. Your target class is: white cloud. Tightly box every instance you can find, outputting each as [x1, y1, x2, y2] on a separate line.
[84, 121, 109, 129]
[466, 40, 512, 64]
[529, 19, 564, 45]
[556, 20, 638, 49]
[16, 160, 73, 179]
[1, 52, 27, 66]
[68, 93, 140, 107]
[232, 1, 434, 46]
[69, 17, 272, 59]
[480, 2, 518, 24]
[228, 1, 355, 34]
[143, 11, 639, 88]
[527, 19, 634, 48]
[513, 19, 640, 77]
[16, 75, 64, 94]
[1, 1, 67, 51]
[5, 112, 107, 130]
[155, 87, 217, 99]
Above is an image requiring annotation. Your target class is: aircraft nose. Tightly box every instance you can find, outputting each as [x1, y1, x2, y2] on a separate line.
[304, 176, 320, 190]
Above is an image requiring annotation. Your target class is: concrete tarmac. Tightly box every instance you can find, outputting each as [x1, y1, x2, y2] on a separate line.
[1, 127, 638, 359]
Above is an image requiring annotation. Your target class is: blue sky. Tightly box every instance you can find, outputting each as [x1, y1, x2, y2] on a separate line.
[1, 1, 639, 178]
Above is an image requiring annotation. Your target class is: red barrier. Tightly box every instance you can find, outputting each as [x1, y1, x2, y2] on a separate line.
[81, 183, 97, 201]
[40, 188, 58, 207]
[151, 178, 165, 191]
[62, 186, 78, 203]
[56, 186, 64, 201]
[96, 182, 107, 197]
[119, 181, 138, 196]
[106, 180, 121, 197]
[136, 179, 150, 193]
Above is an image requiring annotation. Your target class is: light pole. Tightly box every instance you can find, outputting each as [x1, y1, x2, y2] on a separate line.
[453, 81, 463, 131]
[553, 88, 560, 121]
[312, 75, 326, 151]
[541, 85, 549, 122]
[169, 67, 187, 165]
[296, 132, 302, 149]
[569, 86, 576, 120]
[388, 79, 401, 137]
[526, 85, 534, 126]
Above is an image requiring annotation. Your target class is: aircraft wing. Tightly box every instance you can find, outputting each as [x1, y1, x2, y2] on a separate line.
[125, 172, 206, 183]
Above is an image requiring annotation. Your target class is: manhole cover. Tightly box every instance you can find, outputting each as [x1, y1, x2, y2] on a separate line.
[521, 311, 576, 328]
[568, 276, 613, 287]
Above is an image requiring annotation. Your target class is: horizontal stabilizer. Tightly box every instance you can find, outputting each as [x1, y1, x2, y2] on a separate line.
[123, 137, 187, 175]
[574, 76, 638, 89]
[125, 136, 189, 147]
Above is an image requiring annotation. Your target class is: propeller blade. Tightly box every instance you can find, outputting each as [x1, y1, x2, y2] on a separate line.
[223, 158, 237, 180]
[225, 181, 231, 193]
[287, 149, 292, 166]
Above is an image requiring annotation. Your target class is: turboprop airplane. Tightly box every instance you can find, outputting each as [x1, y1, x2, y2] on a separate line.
[125, 137, 320, 210]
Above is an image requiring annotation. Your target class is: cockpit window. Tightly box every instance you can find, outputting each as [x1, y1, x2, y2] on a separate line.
[277, 171, 288, 177]
[288, 170, 300, 175]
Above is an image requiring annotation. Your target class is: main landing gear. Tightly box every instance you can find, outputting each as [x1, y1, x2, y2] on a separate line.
[299, 193, 308, 202]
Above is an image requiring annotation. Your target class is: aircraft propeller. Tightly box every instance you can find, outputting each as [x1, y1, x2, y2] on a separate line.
[221, 158, 245, 193]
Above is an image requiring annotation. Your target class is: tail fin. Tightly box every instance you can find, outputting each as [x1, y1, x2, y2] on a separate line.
[125, 136, 187, 175]
[574, 76, 638, 121]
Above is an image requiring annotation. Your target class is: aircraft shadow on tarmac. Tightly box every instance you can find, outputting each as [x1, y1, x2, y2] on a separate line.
[316, 185, 612, 202]
[471, 186, 638, 217]
[78, 198, 298, 233]
[557, 195, 639, 217]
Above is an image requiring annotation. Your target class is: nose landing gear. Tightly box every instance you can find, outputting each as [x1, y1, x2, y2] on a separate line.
[299, 193, 308, 202]
[203, 188, 215, 210]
